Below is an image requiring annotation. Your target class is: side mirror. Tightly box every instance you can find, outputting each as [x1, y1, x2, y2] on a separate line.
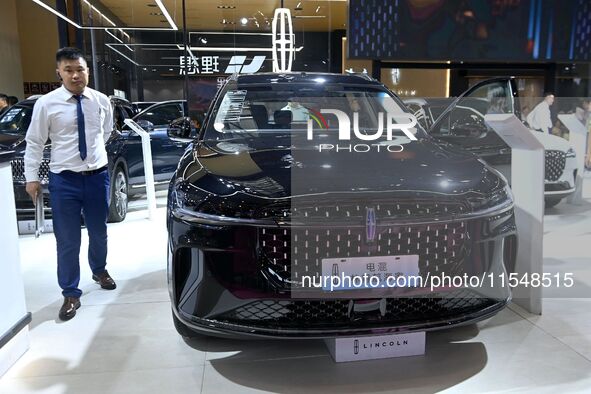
[136, 119, 154, 132]
[168, 117, 196, 142]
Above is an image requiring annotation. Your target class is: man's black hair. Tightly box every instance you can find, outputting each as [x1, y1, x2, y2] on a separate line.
[56, 47, 85, 63]
[543, 91, 555, 98]
[0, 93, 8, 103]
[8, 96, 18, 106]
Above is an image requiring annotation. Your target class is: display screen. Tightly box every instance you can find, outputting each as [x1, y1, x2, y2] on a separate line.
[348, 0, 591, 62]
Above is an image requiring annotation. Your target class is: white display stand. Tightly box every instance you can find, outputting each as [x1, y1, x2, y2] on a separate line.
[485, 114, 544, 314]
[123, 119, 157, 220]
[557, 114, 587, 205]
[0, 151, 31, 377]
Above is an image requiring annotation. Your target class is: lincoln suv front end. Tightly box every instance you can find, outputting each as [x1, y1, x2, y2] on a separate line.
[167, 73, 517, 338]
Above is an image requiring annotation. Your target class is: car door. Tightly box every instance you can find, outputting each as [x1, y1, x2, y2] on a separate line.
[428, 78, 519, 180]
[126, 101, 187, 186]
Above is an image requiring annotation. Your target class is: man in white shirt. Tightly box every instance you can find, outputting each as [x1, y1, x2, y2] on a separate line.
[526, 92, 555, 134]
[282, 100, 310, 122]
[24, 47, 116, 321]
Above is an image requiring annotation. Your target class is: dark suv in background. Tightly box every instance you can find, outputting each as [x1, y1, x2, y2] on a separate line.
[0, 95, 197, 223]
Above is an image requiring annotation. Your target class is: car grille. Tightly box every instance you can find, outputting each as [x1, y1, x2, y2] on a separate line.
[217, 289, 496, 328]
[260, 200, 469, 221]
[259, 208, 469, 287]
[545, 150, 566, 182]
[11, 157, 50, 183]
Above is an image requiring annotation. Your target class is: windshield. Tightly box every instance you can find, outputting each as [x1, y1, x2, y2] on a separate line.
[204, 83, 423, 142]
[0, 105, 33, 135]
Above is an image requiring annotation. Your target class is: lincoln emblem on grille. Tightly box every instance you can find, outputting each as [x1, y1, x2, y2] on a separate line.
[366, 207, 376, 243]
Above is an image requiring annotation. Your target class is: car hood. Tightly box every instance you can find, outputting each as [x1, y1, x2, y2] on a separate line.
[176, 137, 506, 202]
[530, 131, 573, 152]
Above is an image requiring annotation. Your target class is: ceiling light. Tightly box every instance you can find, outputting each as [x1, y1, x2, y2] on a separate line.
[316, 6, 321, 13]
[154, 0, 178, 30]
[295, 2, 302, 10]
[240, 17, 248, 25]
[32, 0, 82, 28]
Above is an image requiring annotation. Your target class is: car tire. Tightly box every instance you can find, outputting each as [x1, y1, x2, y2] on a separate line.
[544, 197, 562, 209]
[108, 167, 128, 223]
[172, 310, 202, 338]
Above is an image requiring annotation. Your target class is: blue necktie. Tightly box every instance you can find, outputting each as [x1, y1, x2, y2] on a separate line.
[73, 95, 87, 161]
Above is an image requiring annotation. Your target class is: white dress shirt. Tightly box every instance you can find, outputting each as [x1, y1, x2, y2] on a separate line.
[282, 102, 310, 122]
[526, 100, 553, 133]
[24, 86, 113, 182]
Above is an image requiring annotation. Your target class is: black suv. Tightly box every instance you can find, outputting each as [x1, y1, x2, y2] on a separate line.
[0, 95, 195, 223]
[167, 73, 517, 339]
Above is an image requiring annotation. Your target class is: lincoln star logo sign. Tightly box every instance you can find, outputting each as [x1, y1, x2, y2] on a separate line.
[272, 8, 295, 72]
[366, 207, 376, 242]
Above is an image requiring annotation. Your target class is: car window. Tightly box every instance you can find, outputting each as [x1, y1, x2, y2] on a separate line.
[431, 81, 512, 138]
[205, 84, 420, 142]
[135, 103, 184, 127]
[0, 106, 33, 135]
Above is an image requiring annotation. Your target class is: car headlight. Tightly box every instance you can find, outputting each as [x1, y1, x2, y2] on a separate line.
[566, 148, 576, 158]
[467, 184, 514, 213]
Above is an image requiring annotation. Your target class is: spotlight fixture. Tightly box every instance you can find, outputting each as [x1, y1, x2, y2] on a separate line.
[240, 17, 248, 25]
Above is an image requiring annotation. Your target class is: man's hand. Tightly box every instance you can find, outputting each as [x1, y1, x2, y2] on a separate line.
[26, 181, 42, 204]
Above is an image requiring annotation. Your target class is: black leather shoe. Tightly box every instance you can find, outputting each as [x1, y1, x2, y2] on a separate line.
[92, 270, 117, 290]
[59, 296, 81, 321]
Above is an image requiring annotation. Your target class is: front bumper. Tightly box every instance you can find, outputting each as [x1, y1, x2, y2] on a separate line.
[167, 203, 517, 338]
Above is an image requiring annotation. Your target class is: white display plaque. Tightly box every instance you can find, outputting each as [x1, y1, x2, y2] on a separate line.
[485, 114, 544, 315]
[325, 332, 426, 362]
[18, 219, 54, 235]
[557, 114, 587, 205]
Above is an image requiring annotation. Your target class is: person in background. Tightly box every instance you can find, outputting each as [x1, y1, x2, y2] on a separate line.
[8, 96, 18, 107]
[526, 92, 554, 134]
[578, 99, 591, 169]
[0, 93, 8, 116]
[282, 100, 310, 122]
[24, 47, 116, 321]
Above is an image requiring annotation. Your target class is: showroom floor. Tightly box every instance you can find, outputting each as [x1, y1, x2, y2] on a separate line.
[1, 175, 591, 394]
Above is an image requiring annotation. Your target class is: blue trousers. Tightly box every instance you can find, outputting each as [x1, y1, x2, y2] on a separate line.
[48, 169, 110, 298]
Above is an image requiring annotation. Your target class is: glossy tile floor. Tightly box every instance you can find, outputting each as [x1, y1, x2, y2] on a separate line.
[1, 175, 591, 394]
